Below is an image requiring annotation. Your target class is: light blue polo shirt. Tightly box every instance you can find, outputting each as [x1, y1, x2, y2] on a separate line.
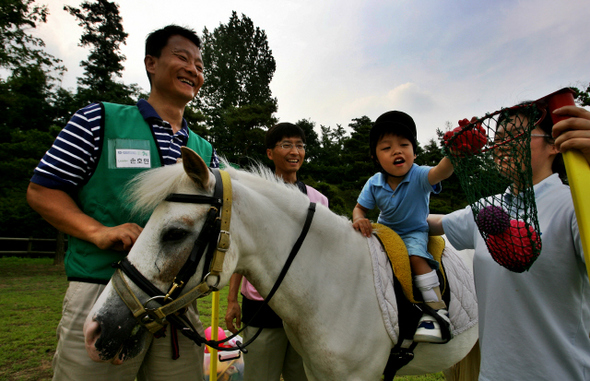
[357, 164, 441, 235]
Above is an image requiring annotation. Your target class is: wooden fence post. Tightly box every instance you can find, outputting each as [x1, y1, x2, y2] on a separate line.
[55, 231, 65, 265]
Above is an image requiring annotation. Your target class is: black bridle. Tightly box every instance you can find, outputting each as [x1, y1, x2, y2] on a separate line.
[111, 168, 317, 352]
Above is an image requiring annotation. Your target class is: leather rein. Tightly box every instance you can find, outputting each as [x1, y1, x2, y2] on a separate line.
[110, 168, 316, 352]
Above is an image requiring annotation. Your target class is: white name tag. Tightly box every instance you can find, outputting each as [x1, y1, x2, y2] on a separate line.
[115, 149, 151, 168]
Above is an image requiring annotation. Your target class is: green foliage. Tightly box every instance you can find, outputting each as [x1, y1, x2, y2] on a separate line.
[198, 11, 277, 162]
[0, 65, 54, 139]
[65, 0, 136, 105]
[215, 103, 277, 167]
[0, 0, 63, 72]
[0, 129, 57, 237]
[573, 82, 590, 107]
[199, 11, 276, 111]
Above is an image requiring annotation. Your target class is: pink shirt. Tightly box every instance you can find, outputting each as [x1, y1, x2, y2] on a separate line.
[241, 184, 329, 301]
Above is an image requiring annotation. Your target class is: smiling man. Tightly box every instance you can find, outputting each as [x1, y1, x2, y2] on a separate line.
[27, 25, 218, 381]
[224, 123, 328, 381]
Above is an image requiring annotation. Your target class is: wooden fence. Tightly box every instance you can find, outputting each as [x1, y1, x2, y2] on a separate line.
[0, 233, 66, 264]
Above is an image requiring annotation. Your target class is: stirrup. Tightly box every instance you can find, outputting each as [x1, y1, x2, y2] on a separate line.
[413, 309, 450, 343]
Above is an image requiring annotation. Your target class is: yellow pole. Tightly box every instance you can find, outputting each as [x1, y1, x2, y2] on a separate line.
[209, 290, 220, 381]
[563, 150, 590, 279]
[545, 88, 590, 279]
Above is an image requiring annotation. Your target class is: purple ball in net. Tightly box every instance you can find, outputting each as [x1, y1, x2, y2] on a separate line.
[476, 205, 510, 236]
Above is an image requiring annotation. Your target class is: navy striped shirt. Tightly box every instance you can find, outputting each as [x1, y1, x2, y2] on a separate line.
[31, 99, 219, 190]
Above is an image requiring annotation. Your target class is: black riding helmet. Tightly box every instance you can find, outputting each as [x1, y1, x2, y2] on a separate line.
[370, 111, 418, 173]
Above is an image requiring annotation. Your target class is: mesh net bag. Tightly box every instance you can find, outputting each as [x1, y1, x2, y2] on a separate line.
[438, 102, 544, 272]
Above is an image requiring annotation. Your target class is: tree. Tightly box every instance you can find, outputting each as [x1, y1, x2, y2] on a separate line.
[341, 116, 374, 189]
[303, 124, 347, 185]
[65, 0, 136, 105]
[295, 119, 320, 159]
[0, 0, 65, 137]
[573, 82, 590, 107]
[220, 103, 276, 167]
[198, 12, 277, 162]
[0, 0, 62, 71]
[0, 0, 67, 238]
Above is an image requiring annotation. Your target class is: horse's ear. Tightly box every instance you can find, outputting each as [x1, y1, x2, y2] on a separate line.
[181, 147, 209, 189]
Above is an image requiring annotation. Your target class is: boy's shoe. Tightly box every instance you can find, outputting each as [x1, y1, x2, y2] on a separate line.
[413, 309, 450, 343]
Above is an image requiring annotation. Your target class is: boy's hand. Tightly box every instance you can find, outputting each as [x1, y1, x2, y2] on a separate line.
[353, 218, 373, 237]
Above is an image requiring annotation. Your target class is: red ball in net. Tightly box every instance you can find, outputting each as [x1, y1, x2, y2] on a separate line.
[486, 219, 541, 273]
[444, 118, 487, 155]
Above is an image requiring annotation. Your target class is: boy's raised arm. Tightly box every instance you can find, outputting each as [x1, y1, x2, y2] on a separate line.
[428, 156, 454, 186]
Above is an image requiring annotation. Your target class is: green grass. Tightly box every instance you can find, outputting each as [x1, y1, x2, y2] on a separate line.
[0, 257, 66, 381]
[0, 257, 443, 380]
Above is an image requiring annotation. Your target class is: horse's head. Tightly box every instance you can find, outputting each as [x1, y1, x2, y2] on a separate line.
[84, 147, 237, 363]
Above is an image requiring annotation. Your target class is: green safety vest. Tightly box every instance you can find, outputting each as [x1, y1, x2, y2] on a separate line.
[66, 102, 213, 282]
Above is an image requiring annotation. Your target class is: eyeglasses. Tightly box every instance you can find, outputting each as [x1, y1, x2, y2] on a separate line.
[530, 134, 551, 138]
[494, 133, 551, 145]
[276, 142, 306, 151]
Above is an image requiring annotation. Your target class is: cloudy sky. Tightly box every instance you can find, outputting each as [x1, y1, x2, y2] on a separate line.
[33, 0, 590, 145]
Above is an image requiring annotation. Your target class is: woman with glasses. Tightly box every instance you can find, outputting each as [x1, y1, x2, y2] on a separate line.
[428, 103, 590, 380]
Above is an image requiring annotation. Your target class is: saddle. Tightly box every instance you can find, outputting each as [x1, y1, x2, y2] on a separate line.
[371, 223, 451, 381]
[372, 223, 448, 303]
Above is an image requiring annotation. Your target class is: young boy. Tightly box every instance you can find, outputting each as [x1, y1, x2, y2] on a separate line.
[352, 110, 454, 343]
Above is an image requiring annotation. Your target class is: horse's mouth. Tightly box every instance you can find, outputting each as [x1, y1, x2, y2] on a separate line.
[85, 307, 148, 363]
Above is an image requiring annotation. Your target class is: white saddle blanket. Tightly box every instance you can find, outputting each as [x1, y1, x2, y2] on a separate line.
[368, 235, 478, 344]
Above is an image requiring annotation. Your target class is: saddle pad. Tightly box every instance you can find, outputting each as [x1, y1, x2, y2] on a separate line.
[368, 235, 478, 344]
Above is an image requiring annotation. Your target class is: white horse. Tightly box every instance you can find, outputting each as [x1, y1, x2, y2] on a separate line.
[84, 148, 478, 380]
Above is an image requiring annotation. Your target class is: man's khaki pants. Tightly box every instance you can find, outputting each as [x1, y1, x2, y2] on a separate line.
[52, 282, 204, 381]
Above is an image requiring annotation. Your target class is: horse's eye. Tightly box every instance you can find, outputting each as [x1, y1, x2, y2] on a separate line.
[162, 228, 189, 242]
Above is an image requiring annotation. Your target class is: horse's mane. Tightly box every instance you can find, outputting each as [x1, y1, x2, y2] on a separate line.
[125, 159, 308, 218]
[223, 161, 312, 210]
[125, 163, 193, 217]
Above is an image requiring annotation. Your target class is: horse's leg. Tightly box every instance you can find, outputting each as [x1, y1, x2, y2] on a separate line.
[443, 340, 480, 381]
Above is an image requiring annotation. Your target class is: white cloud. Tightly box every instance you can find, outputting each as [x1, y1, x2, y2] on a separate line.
[27, 0, 590, 147]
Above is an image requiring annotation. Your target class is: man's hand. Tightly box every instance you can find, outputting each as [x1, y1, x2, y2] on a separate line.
[90, 223, 143, 251]
[27, 183, 142, 252]
[225, 299, 241, 334]
[224, 273, 243, 334]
